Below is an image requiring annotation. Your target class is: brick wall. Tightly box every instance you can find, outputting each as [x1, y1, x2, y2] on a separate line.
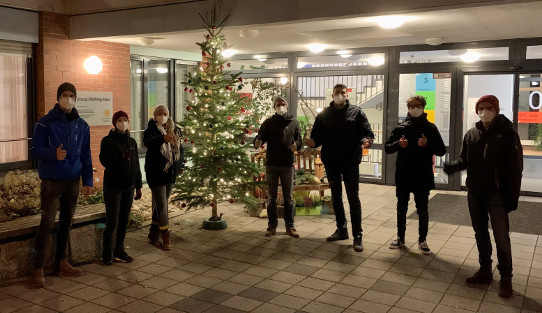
[36, 12, 131, 187]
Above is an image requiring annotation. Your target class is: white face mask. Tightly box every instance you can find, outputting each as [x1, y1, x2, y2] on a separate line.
[333, 94, 346, 105]
[116, 121, 129, 132]
[155, 115, 168, 125]
[478, 109, 496, 123]
[275, 106, 287, 115]
[59, 97, 75, 110]
[408, 107, 424, 118]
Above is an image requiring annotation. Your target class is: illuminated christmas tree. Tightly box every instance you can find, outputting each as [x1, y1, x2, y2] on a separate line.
[173, 1, 262, 229]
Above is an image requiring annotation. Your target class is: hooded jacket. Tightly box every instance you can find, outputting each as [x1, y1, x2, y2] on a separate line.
[100, 129, 143, 190]
[445, 115, 523, 211]
[385, 113, 446, 191]
[254, 113, 302, 166]
[143, 119, 184, 187]
[310, 100, 375, 166]
[30, 104, 93, 187]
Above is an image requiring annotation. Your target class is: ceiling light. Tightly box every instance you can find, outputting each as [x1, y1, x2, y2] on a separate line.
[297, 62, 307, 69]
[221, 49, 237, 58]
[156, 68, 168, 74]
[84, 56, 102, 74]
[280, 77, 288, 85]
[137, 37, 154, 46]
[257, 58, 267, 62]
[368, 56, 385, 66]
[461, 51, 481, 63]
[373, 16, 410, 29]
[239, 30, 260, 38]
[340, 54, 352, 58]
[308, 44, 327, 53]
[425, 37, 443, 46]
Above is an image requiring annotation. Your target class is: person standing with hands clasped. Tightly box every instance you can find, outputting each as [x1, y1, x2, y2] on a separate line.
[29, 82, 93, 287]
[254, 96, 302, 238]
[444, 95, 523, 298]
[385, 96, 446, 255]
[144, 105, 184, 250]
[306, 84, 374, 252]
[100, 110, 143, 265]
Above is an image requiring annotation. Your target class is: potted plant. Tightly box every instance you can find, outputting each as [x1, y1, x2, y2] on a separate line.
[321, 195, 333, 214]
[293, 190, 322, 215]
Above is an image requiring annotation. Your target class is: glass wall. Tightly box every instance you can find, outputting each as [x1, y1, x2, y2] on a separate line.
[130, 60, 144, 148]
[147, 59, 170, 119]
[0, 54, 29, 165]
[175, 61, 196, 122]
[296, 74, 385, 179]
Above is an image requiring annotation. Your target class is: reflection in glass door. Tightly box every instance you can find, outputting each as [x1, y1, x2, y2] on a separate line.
[518, 74, 542, 193]
[397, 73, 452, 186]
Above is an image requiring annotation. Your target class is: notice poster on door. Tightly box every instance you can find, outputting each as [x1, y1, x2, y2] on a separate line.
[75, 91, 113, 126]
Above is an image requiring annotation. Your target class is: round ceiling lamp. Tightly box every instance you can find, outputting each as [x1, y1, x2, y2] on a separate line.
[84, 56, 102, 74]
[137, 37, 155, 46]
[239, 30, 260, 38]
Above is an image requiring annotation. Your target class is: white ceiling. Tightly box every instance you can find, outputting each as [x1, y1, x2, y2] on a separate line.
[85, 2, 542, 55]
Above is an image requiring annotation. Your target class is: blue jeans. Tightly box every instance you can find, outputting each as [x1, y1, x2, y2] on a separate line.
[396, 188, 429, 243]
[102, 185, 134, 260]
[151, 184, 173, 230]
[468, 191, 513, 278]
[33, 180, 79, 269]
[325, 163, 362, 236]
[266, 165, 295, 229]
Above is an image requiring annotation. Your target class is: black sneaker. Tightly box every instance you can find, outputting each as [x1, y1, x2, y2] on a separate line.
[102, 258, 113, 266]
[113, 252, 134, 263]
[353, 235, 364, 252]
[327, 229, 349, 242]
[389, 237, 405, 249]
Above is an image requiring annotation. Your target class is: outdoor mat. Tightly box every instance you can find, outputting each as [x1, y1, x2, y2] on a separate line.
[407, 193, 542, 235]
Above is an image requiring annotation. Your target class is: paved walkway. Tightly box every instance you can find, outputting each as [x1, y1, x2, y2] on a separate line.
[1, 184, 541, 313]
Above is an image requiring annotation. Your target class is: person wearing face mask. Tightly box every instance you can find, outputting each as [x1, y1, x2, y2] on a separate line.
[29, 82, 93, 287]
[444, 95, 523, 298]
[144, 105, 184, 250]
[99, 110, 143, 265]
[306, 84, 374, 252]
[253, 96, 302, 237]
[385, 96, 446, 255]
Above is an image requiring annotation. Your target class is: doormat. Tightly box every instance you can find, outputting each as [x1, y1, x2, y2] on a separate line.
[407, 193, 542, 235]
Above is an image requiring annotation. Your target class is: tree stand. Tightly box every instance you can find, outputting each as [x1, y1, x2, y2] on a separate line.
[202, 203, 227, 230]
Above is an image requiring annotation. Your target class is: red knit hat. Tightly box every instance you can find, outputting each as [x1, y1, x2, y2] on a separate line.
[112, 110, 129, 125]
[475, 95, 500, 114]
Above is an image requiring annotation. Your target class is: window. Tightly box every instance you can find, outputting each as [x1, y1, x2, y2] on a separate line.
[228, 58, 288, 70]
[399, 47, 508, 64]
[297, 53, 385, 68]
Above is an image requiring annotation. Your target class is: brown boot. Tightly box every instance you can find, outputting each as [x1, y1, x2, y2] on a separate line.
[161, 230, 172, 250]
[58, 260, 82, 277]
[499, 278, 513, 298]
[286, 228, 299, 238]
[265, 228, 276, 237]
[466, 267, 493, 284]
[148, 224, 161, 246]
[30, 268, 45, 288]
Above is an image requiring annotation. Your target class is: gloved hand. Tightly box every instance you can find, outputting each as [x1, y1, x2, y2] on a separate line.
[443, 163, 454, 175]
[504, 193, 519, 213]
[254, 139, 262, 149]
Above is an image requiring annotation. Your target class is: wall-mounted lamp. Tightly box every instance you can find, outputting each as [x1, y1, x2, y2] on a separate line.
[84, 56, 102, 74]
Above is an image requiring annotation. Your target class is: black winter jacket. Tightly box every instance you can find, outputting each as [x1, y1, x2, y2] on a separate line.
[100, 129, 143, 190]
[254, 113, 302, 166]
[385, 113, 446, 191]
[310, 100, 374, 166]
[143, 119, 184, 188]
[444, 115, 523, 211]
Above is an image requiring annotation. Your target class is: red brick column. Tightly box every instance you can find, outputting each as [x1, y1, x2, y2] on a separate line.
[36, 12, 131, 187]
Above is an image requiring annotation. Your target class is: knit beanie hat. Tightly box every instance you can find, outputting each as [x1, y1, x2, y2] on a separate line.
[57, 82, 77, 101]
[273, 96, 288, 107]
[112, 110, 129, 125]
[475, 95, 500, 114]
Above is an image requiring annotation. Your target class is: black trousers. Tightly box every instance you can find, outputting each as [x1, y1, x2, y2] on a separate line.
[396, 188, 429, 243]
[102, 185, 135, 260]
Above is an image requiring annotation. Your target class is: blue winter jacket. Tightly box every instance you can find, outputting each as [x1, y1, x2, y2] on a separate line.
[30, 104, 93, 187]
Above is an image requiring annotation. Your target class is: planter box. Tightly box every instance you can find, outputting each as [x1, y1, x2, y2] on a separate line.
[321, 200, 334, 215]
[295, 206, 322, 216]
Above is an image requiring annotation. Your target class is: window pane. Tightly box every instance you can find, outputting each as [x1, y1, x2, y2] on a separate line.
[228, 58, 288, 70]
[298, 53, 385, 68]
[526, 45, 542, 59]
[400, 47, 508, 64]
[148, 59, 170, 118]
[130, 59, 143, 148]
[175, 62, 196, 122]
[0, 55, 28, 164]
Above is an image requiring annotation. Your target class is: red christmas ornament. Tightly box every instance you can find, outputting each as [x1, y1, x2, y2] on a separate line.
[205, 35, 211, 40]
[217, 168, 222, 173]
[240, 108, 246, 113]
[229, 198, 234, 203]
[261, 144, 265, 149]
[184, 138, 188, 142]
[200, 164, 205, 168]
[184, 87, 188, 92]
[227, 62, 231, 67]
[228, 116, 232, 120]
[206, 62, 210, 66]
[248, 130, 253, 135]
[183, 159, 187, 163]
[181, 203, 186, 208]
[253, 176, 258, 181]
[202, 50, 207, 57]
[210, 202, 215, 208]
[243, 128, 249, 133]
[189, 89, 193, 93]
[238, 77, 243, 82]
[211, 26, 216, 30]
[220, 65, 224, 70]
[240, 141, 245, 145]
[186, 105, 191, 111]
[190, 140, 195, 144]
[212, 81, 217, 84]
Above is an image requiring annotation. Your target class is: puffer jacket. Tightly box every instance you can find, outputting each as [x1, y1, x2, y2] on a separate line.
[30, 104, 93, 186]
[385, 113, 446, 191]
[445, 115, 523, 211]
[254, 113, 302, 166]
[100, 129, 143, 190]
[143, 119, 184, 187]
[310, 100, 374, 166]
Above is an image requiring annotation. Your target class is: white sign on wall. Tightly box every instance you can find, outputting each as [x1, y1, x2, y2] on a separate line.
[76, 91, 113, 126]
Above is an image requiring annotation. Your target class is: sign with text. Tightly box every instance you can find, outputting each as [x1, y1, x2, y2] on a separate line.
[518, 111, 542, 123]
[76, 91, 113, 126]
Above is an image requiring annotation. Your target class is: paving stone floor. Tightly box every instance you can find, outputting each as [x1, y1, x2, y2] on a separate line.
[1, 183, 541, 313]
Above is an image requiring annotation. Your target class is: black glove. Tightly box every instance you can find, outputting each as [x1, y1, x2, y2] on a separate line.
[504, 193, 519, 213]
[443, 163, 454, 175]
